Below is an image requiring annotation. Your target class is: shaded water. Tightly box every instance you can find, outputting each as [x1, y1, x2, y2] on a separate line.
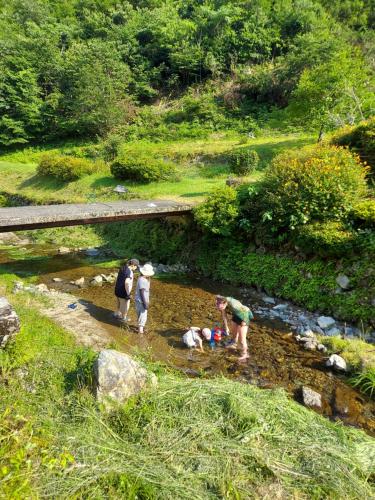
[1, 244, 374, 434]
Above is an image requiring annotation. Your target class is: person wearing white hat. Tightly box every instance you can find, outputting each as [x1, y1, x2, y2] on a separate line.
[182, 326, 211, 353]
[134, 263, 155, 334]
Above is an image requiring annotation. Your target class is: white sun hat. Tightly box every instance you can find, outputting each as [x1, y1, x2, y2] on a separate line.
[139, 263, 155, 277]
[201, 328, 212, 340]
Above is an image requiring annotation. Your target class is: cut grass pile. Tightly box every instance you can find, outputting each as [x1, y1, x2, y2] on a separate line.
[0, 133, 313, 204]
[0, 277, 374, 499]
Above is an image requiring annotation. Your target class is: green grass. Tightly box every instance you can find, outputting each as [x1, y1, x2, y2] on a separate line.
[0, 133, 314, 204]
[0, 279, 374, 498]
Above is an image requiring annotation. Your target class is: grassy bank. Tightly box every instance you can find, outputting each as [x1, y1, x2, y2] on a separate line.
[0, 133, 313, 204]
[0, 274, 374, 498]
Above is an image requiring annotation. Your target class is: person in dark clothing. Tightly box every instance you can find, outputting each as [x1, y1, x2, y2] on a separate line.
[113, 258, 139, 322]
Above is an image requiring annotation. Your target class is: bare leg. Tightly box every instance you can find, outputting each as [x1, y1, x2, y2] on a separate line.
[237, 324, 249, 361]
[226, 321, 239, 350]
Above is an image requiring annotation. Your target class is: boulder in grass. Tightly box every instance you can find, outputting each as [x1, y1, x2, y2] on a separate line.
[58, 247, 70, 254]
[94, 350, 157, 408]
[326, 327, 341, 337]
[336, 274, 350, 290]
[0, 297, 20, 348]
[302, 386, 322, 408]
[326, 354, 347, 372]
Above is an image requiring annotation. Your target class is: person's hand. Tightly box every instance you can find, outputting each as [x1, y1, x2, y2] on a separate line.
[143, 302, 149, 310]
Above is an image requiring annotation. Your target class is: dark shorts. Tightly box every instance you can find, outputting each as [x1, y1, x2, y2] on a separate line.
[232, 314, 250, 326]
[115, 292, 131, 301]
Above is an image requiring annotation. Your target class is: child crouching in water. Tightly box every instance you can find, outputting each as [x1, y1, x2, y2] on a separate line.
[183, 327, 211, 352]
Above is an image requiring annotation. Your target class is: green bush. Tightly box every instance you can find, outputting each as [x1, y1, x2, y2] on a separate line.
[102, 134, 124, 161]
[194, 186, 239, 237]
[292, 221, 356, 257]
[240, 145, 369, 239]
[37, 154, 102, 181]
[350, 199, 375, 229]
[331, 117, 375, 176]
[228, 148, 259, 176]
[110, 153, 177, 183]
[0, 194, 8, 207]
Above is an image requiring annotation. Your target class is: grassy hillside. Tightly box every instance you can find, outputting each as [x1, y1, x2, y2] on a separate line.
[0, 134, 313, 204]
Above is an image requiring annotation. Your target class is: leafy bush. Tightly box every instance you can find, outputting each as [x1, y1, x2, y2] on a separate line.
[37, 154, 102, 181]
[350, 199, 375, 228]
[110, 153, 177, 183]
[0, 194, 7, 207]
[102, 134, 124, 161]
[240, 145, 369, 239]
[331, 117, 375, 176]
[228, 148, 259, 176]
[292, 221, 356, 257]
[194, 186, 239, 236]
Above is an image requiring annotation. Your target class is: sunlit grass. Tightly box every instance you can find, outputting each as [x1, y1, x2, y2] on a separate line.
[0, 133, 314, 204]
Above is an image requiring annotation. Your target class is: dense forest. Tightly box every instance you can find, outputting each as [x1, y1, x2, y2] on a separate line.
[0, 0, 374, 146]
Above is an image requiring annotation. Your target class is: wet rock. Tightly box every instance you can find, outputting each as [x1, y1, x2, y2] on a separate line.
[35, 283, 48, 293]
[85, 248, 100, 257]
[273, 304, 288, 311]
[301, 329, 315, 338]
[58, 247, 70, 254]
[317, 316, 336, 330]
[304, 341, 316, 351]
[90, 275, 103, 286]
[263, 296, 276, 305]
[325, 327, 341, 337]
[94, 350, 157, 407]
[326, 354, 347, 372]
[52, 277, 63, 283]
[0, 297, 20, 348]
[74, 277, 85, 287]
[336, 274, 350, 290]
[317, 344, 328, 353]
[302, 386, 322, 408]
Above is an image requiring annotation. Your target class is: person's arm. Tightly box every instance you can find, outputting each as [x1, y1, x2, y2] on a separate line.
[140, 288, 148, 309]
[221, 309, 230, 335]
[196, 336, 204, 353]
[125, 277, 132, 296]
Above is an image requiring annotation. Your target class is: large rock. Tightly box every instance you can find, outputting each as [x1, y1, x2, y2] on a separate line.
[326, 354, 347, 372]
[94, 350, 157, 407]
[301, 386, 322, 408]
[0, 297, 20, 348]
[336, 274, 350, 290]
[90, 275, 103, 286]
[317, 316, 336, 330]
[325, 327, 341, 337]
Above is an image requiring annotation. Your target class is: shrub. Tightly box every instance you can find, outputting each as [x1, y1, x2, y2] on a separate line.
[102, 134, 124, 161]
[292, 221, 356, 257]
[228, 148, 259, 176]
[110, 154, 177, 183]
[240, 145, 369, 239]
[37, 154, 102, 181]
[350, 199, 375, 229]
[194, 186, 239, 236]
[331, 117, 375, 176]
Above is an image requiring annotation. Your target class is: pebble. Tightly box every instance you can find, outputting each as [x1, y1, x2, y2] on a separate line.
[52, 277, 63, 282]
[302, 386, 322, 408]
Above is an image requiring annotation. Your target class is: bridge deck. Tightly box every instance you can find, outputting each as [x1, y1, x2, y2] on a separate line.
[0, 200, 192, 232]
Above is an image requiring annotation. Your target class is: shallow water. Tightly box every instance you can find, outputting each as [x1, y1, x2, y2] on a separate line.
[1, 244, 374, 434]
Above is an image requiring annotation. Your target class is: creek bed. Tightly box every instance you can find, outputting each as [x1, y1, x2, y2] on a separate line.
[1, 244, 374, 434]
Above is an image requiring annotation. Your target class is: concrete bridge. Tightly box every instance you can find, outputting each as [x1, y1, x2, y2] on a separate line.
[0, 200, 192, 232]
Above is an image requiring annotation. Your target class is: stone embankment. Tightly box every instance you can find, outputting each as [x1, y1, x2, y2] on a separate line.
[0, 297, 20, 348]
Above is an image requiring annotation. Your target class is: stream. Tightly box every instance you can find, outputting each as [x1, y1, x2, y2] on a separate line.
[1, 242, 374, 434]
